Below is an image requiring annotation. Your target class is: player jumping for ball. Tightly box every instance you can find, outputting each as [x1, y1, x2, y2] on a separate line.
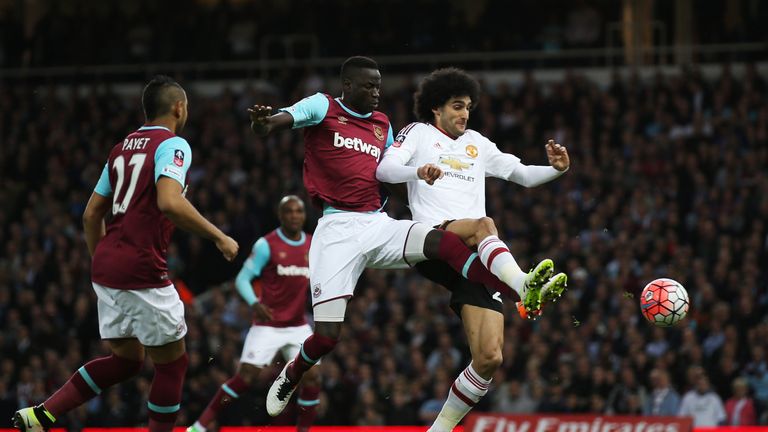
[376, 67, 569, 431]
[247, 56, 554, 418]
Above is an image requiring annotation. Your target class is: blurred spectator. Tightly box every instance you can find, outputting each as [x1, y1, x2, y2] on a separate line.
[643, 368, 680, 416]
[606, 367, 647, 415]
[538, 383, 566, 413]
[745, 345, 768, 407]
[425, 332, 462, 375]
[1, 62, 767, 428]
[645, 328, 670, 359]
[383, 380, 419, 425]
[492, 379, 537, 413]
[679, 374, 726, 427]
[418, 382, 449, 425]
[352, 388, 384, 426]
[725, 377, 757, 426]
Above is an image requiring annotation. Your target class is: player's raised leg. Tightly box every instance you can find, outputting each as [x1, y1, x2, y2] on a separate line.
[13, 338, 144, 432]
[443, 217, 553, 311]
[419, 226, 504, 288]
[268, 320, 341, 417]
[267, 210, 369, 417]
[445, 217, 528, 289]
[516, 271, 569, 320]
[419, 225, 551, 312]
[542, 272, 568, 304]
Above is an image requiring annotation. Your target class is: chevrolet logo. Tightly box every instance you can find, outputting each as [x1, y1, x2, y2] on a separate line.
[439, 156, 472, 171]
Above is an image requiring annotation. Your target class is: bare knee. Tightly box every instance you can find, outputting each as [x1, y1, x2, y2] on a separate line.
[473, 347, 503, 378]
[465, 217, 498, 247]
[476, 217, 498, 239]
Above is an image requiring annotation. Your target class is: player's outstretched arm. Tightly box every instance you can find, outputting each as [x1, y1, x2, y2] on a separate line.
[156, 177, 239, 261]
[82, 192, 112, 256]
[503, 140, 569, 188]
[248, 105, 294, 136]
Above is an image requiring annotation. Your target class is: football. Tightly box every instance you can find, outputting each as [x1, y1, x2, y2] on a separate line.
[639, 278, 689, 327]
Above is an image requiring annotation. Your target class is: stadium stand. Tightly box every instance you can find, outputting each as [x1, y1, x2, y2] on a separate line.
[1, 0, 767, 69]
[0, 59, 766, 428]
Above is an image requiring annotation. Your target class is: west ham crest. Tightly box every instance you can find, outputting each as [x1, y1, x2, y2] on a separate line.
[373, 125, 385, 141]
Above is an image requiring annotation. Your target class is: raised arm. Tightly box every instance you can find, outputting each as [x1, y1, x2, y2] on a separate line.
[486, 139, 569, 188]
[507, 164, 566, 188]
[507, 140, 569, 187]
[249, 92, 331, 137]
[248, 105, 294, 136]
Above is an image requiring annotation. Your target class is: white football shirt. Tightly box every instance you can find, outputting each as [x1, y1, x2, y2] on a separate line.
[384, 122, 521, 227]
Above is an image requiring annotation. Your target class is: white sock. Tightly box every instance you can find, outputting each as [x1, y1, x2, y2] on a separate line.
[477, 235, 526, 296]
[429, 364, 491, 432]
[192, 421, 206, 432]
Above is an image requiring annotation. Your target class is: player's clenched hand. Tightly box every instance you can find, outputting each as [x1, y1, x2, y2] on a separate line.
[216, 235, 239, 261]
[417, 163, 443, 185]
[251, 303, 273, 322]
[247, 105, 272, 134]
[546, 139, 570, 171]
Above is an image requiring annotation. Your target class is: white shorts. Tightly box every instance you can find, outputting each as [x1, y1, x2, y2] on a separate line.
[239, 324, 314, 367]
[309, 211, 424, 306]
[93, 283, 187, 347]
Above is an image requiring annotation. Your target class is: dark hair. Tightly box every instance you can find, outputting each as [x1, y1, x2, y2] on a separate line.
[413, 68, 480, 122]
[340, 56, 379, 81]
[141, 75, 184, 121]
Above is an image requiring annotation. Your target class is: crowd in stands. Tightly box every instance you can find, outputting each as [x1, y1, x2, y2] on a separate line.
[0, 61, 767, 428]
[1, 0, 767, 68]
